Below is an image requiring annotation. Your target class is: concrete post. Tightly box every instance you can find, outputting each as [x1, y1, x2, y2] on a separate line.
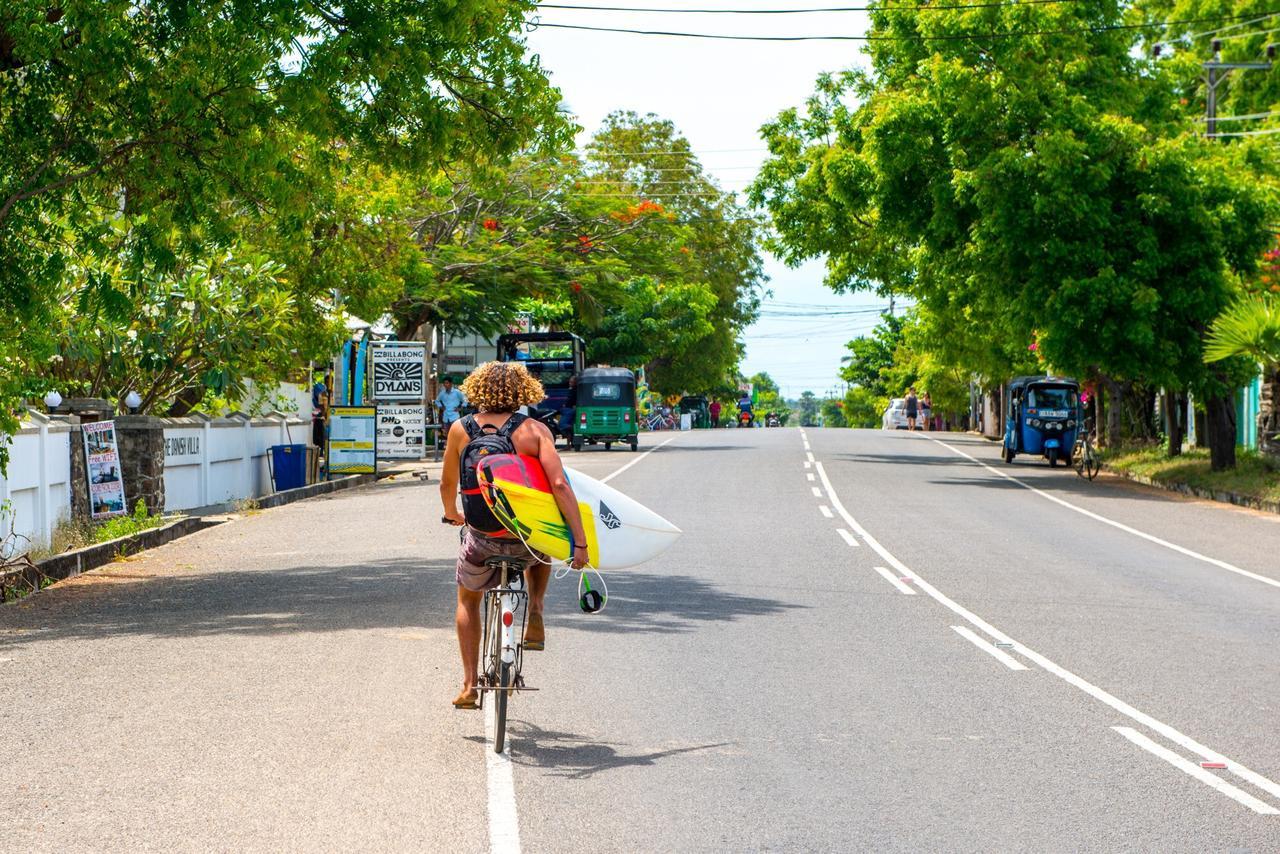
[113, 415, 166, 515]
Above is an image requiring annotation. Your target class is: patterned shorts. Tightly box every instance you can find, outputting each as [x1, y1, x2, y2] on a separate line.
[455, 527, 548, 592]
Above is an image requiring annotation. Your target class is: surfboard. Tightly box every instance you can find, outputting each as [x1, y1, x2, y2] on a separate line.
[476, 454, 681, 570]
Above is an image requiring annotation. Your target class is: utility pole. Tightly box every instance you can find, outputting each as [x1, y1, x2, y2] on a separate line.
[1202, 39, 1273, 138]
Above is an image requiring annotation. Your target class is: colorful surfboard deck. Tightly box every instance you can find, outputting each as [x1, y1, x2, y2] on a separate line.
[476, 454, 681, 570]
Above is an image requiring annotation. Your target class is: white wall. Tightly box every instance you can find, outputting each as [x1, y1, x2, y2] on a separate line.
[0, 412, 73, 548]
[163, 413, 309, 512]
[0, 412, 311, 550]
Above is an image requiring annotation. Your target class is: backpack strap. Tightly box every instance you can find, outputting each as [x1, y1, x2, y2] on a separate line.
[461, 415, 483, 440]
[496, 412, 528, 439]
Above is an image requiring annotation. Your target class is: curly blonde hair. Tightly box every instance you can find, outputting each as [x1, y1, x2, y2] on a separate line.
[461, 361, 545, 413]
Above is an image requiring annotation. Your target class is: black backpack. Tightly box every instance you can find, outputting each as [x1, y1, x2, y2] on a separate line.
[459, 413, 527, 531]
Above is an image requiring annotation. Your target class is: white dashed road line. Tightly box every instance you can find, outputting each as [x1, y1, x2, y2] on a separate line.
[813, 459, 1280, 813]
[836, 528, 860, 548]
[819, 505, 833, 518]
[811, 487, 822, 498]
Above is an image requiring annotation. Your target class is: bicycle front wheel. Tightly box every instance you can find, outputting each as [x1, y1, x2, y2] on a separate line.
[1085, 447, 1100, 481]
[494, 661, 512, 754]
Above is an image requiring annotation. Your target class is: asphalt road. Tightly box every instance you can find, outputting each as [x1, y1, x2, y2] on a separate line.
[4, 427, 1280, 852]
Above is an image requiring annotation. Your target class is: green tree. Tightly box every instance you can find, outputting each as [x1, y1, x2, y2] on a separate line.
[1205, 296, 1280, 455]
[752, 0, 1278, 469]
[797, 391, 820, 426]
[820, 397, 846, 428]
[841, 314, 904, 399]
[842, 386, 882, 429]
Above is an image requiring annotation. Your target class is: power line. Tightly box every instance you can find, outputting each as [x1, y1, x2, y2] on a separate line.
[529, 10, 1280, 41]
[1206, 126, 1280, 137]
[540, 0, 1084, 13]
[1196, 111, 1278, 122]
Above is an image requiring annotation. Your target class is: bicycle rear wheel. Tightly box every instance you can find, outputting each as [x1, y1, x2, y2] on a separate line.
[494, 661, 512, 753]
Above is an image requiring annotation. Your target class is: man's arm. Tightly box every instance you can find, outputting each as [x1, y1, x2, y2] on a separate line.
[439, 420, 468, 525]
[531, 420, 589, 569]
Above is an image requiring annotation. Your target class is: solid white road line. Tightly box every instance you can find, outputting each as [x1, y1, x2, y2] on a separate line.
[599, 437, 676, 484]
[819, 505, 834, 518]
[928, 436, 1280, 592]
[874, 566, 917, 595]
[486, 706, 522, 853]
[813, 460, 1280, 808]
[836, 528, 860, 548]
[1112, 727, 1280, 816]
[811, 486, 822, 497]
[952, 625, 1028, 670]
[806, 473, 815, 482]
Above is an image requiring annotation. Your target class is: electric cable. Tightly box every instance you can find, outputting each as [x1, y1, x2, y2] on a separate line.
[540, 0, 1087, 13]
[528, 9, 1280, 41]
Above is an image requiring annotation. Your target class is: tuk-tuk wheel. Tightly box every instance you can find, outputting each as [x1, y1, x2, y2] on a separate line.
[1048, 448, 1060, 467]
[1003, 443, 1015, 464]
[572, 437, 583, 452]
[605, 442, 612, 451]
[629, 437, 638, 452]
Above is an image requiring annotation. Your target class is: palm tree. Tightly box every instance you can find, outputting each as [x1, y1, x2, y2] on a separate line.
[1204, 296, 1280, 456]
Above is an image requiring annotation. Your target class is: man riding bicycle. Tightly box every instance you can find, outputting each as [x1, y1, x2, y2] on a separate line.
[439, 361, 589, 709]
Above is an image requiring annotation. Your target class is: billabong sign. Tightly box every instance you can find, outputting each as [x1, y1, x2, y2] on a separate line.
[371, 342, 426, 401]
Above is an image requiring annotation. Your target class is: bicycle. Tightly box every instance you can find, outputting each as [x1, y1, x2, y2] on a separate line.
[1073, 417, 1100, 481]
[478, 554, 537, 754]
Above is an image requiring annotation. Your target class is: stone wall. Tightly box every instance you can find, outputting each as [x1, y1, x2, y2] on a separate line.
[114, 415, 166, 515]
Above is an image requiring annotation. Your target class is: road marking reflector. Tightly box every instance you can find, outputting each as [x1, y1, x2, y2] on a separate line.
[819, 505, 833, 518]
[874, 566, 916, 595]
[1113, 727, 1279, 815]
[836, 528, 860, 548]
[814, 459, 1280, 808]
[811, 486, 822, 497]
[951, 625, 1028, 670]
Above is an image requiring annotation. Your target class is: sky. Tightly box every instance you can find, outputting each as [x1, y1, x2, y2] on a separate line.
[524, 2, 887, 399]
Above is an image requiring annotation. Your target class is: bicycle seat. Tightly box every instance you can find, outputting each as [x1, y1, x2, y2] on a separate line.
[483, 555, 534, 573]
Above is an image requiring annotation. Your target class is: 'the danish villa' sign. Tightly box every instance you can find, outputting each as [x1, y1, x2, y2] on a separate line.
[371, 342, 426, 401]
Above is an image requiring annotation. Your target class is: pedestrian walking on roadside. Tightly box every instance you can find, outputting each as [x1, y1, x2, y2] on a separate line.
[905, 387, 919, 431]
[920, 392, 932, 432]
[709, 399, 722, 428]
[435, 376, 466, 426]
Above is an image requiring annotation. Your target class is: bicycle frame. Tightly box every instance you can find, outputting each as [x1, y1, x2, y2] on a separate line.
[479, 562, 528, 700]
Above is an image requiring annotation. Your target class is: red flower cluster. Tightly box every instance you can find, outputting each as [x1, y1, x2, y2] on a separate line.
[575, 235, 593, 254]
[570, 281, 583, 293]
[483, 218, 499, 231]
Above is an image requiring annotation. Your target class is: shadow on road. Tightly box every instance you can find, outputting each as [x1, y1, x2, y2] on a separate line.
[0, 557, 458, 650]
[564, 570, 803, 635]
[503, 722, 727, 780]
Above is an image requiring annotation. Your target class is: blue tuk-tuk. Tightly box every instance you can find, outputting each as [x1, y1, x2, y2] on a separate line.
[1002, 376, 1082, 467]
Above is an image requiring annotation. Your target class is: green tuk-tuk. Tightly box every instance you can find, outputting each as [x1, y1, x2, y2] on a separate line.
[678, 395, 711, 429]
[571, 367, 639, 452]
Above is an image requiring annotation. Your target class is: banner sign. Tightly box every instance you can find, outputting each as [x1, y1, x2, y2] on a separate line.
[328, 406, 377, 476]
[376, 404, 425, 460]
[371, 342, 426, 401]
[83, 420, 127, 518]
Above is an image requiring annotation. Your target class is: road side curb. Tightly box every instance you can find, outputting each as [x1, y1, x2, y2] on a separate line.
[23, 516, 223, 592]
[1104, 467, 1280, 516]
[254, 473, 376, 510]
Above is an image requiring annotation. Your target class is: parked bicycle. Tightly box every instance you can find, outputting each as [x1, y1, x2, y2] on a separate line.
[1072, 416, 1100, 481]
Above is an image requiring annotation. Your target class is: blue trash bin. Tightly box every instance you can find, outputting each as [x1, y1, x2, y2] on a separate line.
[270, 444, 307, 491]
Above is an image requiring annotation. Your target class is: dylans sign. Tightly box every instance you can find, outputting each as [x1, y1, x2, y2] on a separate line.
[371, 342, 425, 401]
